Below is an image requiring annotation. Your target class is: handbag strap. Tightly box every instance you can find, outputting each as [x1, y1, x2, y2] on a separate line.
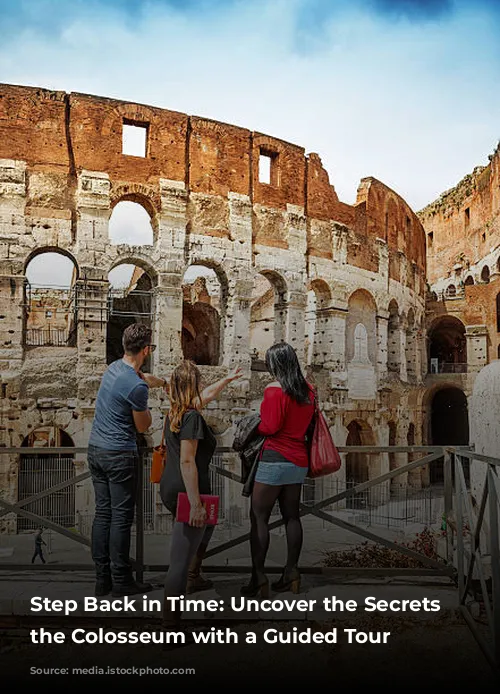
[160, 415, 167, 447]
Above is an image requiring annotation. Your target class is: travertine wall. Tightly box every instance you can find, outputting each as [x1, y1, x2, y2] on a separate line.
[0, 84, 428, 529]
[420, 142, 500, 382]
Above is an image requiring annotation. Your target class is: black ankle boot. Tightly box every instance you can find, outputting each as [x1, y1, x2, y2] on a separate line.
[271, 567, 301, 594]
[240, 573, 269, 598]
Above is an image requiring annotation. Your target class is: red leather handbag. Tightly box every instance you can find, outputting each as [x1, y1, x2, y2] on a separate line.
[307, 396, 341, 478]
[150, 418, 167, 483]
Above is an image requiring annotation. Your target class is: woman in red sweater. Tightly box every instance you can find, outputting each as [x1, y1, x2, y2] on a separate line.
[241, 342, 315, 598]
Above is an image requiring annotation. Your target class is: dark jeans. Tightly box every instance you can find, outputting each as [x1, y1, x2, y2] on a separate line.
[31, 547, 45, 564]
[88, 445, 138, 585]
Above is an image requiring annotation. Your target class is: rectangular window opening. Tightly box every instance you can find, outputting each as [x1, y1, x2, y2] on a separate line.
[465, 207, 470, 226]
[258, 149, 279, 186]
[428, 232, 433, 247]
[122, 120, 148, 157]
[259, 153, 272, 184]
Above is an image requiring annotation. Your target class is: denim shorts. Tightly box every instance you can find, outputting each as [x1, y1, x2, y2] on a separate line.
[254, 461, 308, 486]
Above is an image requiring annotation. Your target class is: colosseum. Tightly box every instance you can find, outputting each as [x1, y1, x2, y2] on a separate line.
[417, 141, 500, 486]
[0, 83, 433, 534]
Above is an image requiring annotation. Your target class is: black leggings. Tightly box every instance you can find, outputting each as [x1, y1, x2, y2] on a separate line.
[249, 481, 302, 577]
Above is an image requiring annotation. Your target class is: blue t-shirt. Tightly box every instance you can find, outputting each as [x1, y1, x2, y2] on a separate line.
[89, 359, 149, 450]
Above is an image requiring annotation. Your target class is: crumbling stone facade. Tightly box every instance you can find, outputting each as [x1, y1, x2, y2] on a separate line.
[419, 143, 500, 392]
[0, 84, 428, 532]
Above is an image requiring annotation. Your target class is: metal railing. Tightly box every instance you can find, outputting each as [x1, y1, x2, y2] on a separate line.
[24, 327, 75, 347]
[428, 361, 468, 374]
[0, 444, 498, 672]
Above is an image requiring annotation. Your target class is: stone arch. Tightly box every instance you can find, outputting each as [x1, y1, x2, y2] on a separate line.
[305, 278, 332, 367]
[428, 385, 469, 486]
[24, 247, 79, 279]
[109, 194, 157, 246]
[345, 419, 376, 509]
[17, 427, 75, 533]
[110, 183, 161, 223]
[346, 289, 377, 365]
[250, 269, 288, 364]
[428, 315, 467, 373]
[481, 265, 490, 283]
[181, 260, 230, 366]
[106, 260, 157, 367]
[24, 248, 79, 348]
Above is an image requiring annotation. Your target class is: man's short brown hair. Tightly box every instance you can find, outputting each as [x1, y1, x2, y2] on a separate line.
[122, 323, 152, 355]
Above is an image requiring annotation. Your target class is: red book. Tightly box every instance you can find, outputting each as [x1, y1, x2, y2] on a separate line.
[175, 493, 219, 525]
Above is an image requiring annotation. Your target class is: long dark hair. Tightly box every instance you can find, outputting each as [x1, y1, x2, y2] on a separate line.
[265, 342, 311, 404]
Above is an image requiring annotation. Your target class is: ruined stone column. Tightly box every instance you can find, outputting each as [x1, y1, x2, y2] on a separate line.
[0, 159, 27, 376]
[399, 317, 408, 381]
[376, 311, 389, 382]
[222, 276, 253, 372]
[159, 179, 188, 256]
[156, 180, 189, 371]
[465, 325, 488, 373]
[414, 327, 424, 382]
[152, 276, 184, 371]
[286, 288, 307, 364]
[223, 193, 253, 374]
[324, 307, 348, 388]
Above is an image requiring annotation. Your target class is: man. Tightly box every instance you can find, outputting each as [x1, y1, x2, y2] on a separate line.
[88, 322, 167, 597]
[31, 527, 46, 564]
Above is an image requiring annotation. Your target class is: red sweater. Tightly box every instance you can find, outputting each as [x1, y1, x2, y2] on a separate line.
[256, 383, 315, 468]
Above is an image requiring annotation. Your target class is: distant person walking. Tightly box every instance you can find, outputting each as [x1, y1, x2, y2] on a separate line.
[88, 323, 167, 597]
[31, 527, 46, 564]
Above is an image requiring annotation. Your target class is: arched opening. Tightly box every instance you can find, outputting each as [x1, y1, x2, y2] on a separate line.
[249, 271, 287, 369]
[24, 250, 78, 347]
[464, 275, 474, 286]
[18, 427, 75, 533]
[345, 420, 375, 509]
[430, 387, 469, 485]
[428, 315, 467, 373]
[181, 265, 225, 366]
[446, 284, 456, 298]
[387, 299, 400, 373]
[346, 289, 377, 365]
[106, 263, 156, 369]
[109, 200, 154, 246]
[305, 279, 331, 367]
[481, 265, 490, 283]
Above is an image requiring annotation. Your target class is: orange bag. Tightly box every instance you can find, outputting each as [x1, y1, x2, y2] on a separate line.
[150, 418, 167, 483]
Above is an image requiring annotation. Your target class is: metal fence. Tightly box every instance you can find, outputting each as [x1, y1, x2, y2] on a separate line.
[0, 445, 499, 673]
[24, 327, 75, 347]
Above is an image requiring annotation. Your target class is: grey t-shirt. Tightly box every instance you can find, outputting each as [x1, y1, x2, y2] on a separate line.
[89, 359, 149, 450]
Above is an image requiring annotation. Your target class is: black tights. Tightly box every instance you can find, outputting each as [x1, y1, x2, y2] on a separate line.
[249, 481, 302, 578]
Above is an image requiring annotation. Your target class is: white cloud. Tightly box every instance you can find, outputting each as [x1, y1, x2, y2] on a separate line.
[1, 0, 499, 210]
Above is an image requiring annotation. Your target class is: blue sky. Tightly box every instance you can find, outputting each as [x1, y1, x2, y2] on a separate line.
[1, 0, 500, 213]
